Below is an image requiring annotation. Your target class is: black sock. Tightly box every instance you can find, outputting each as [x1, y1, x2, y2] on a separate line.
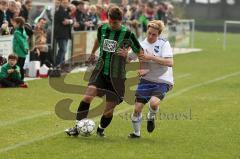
[99, 115, 113, 130]
[76, 101, 90, 121]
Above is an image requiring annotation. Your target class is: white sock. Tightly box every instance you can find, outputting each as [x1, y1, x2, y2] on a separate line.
[131, 113, 142, 136]
[147, 104, 159, 120]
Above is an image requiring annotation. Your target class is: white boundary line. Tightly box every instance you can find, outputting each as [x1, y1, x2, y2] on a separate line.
[0, 112, 51, 127]
[168, 71, 240, 98]
[1, 71, 239, 153]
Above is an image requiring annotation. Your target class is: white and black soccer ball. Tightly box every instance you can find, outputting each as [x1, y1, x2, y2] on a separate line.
[76, 119, 95, 137]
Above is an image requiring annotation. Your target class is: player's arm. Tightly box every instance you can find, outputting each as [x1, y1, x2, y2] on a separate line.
[139, 53, 173, 67]
[91, 38, 99, 55]
[87, 38, 99, 64]
[139, 41, 174, 67]
[88, 24, 102, 63]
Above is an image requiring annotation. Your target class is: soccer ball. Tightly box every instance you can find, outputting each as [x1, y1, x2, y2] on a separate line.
[76, 119, 95, 137]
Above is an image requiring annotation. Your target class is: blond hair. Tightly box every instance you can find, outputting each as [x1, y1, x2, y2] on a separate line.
[147, 20, 165, 35]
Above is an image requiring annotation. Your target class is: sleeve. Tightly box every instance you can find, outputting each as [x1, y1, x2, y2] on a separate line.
[97, 24, 103, 42]
[0, 65, 8, 79]
[55, 9, 65, 26]
[162, 41, 173, 58]
[15, 66, 21, 80]
[130, 32, 142, 54]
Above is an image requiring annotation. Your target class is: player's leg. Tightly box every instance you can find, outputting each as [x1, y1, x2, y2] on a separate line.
[147, 83, 170, 133]
[76, 85, 97, 121]
[0, 78, 16, 87]
[65, 85, 97, 136]
[128, 102, 144, 138]
[147, 96, 160, 132]
[96, 101, 118, 137]
[129, 79, 151, 138]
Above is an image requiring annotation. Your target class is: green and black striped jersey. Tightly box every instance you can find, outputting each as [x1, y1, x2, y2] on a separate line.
[96, 23, 142, 78]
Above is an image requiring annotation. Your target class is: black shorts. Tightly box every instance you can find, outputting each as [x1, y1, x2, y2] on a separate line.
[88, 72, 125, 104]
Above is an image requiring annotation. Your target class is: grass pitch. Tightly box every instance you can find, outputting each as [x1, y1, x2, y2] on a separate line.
[0, 32, 240, 159]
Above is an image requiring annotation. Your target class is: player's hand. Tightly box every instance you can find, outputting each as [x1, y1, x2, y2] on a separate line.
[87, 54, 97, 65]
[138, 53, 152, 61]
[73, 22, 80, 28]
[7, 69, 14, 74]
[117, 48, 128, 57]
[62, 19, 69, 25]
[138, 69, 149, 76]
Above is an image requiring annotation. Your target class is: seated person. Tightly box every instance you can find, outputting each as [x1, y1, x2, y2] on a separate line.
[0, 54, 27, 88]
[30, 18, 50, 66]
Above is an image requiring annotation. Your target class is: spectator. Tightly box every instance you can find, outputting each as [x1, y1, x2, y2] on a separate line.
[14, 1, 21, 18]
[55, 0, 61, 11]
[156, 2, 168, 25]
[19, 0, 32, 22]
[6, 0, 16, 27]
[54, 0, 73, 67]
[96, 4, 108, 24]
[85, 5, 98, 30]
[0, 54, 27, 88]
[12, 17, 29, 80]
[74, 1, 87, 31]
[69, 3, 77, 19]
[0, 0, 11, 29]
[32, 18, 50, 66]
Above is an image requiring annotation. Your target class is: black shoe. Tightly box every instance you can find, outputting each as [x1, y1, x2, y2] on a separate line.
[128, 133, 140, 139]
[96, 127, 105, 137]
[147, 119, 155, 133]
[65, 127, 79, 136]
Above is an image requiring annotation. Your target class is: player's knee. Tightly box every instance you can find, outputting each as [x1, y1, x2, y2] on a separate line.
[134, 107, 142, 115]
[150, 97, 160, 108]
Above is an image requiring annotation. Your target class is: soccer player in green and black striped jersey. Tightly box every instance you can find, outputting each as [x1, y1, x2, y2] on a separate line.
[65, 5, 143, 137]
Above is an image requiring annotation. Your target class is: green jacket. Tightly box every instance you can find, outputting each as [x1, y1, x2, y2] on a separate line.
[13, 27, 29, 58]
[0, 63, 21, 80]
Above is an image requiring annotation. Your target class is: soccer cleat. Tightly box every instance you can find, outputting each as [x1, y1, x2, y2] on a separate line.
[128, 133, 140, 139]
[19, 83, 28, 88]
[147, 119, 155, 133]
[65, 127, 79, 136]
[96, 127, 105, 137]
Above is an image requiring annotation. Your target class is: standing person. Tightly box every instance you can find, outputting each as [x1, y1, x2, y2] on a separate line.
[12, 16, 29, 81]
[54, 0, 73, 67]
[19, 0, 32, 22]
[0, 0, 10, 28]
[73, 1, 87, 31]
[128, 20, 174, 138]
[65, 5, 143, 137]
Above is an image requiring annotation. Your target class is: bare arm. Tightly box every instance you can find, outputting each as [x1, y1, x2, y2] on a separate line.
[91, 38, 99, 55]
[87, 38, 99, 64]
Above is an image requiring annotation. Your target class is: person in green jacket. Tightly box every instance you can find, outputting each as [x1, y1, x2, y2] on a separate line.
[0, 54, 27, 88]
[12, 17, 29, 80]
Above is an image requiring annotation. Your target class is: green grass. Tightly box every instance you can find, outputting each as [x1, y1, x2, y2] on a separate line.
[0, 32, 240, 159]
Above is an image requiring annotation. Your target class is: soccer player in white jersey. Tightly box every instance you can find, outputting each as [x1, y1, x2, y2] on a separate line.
[128, 20, 174, 138]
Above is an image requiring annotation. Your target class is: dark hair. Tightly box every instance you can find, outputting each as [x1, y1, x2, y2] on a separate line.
[38, 17, 47, 22]
[108, 5, 123, 21]
[24, 0, 32, 5]
[8, 54, 18, 60]
[13, 17, 25, 27]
